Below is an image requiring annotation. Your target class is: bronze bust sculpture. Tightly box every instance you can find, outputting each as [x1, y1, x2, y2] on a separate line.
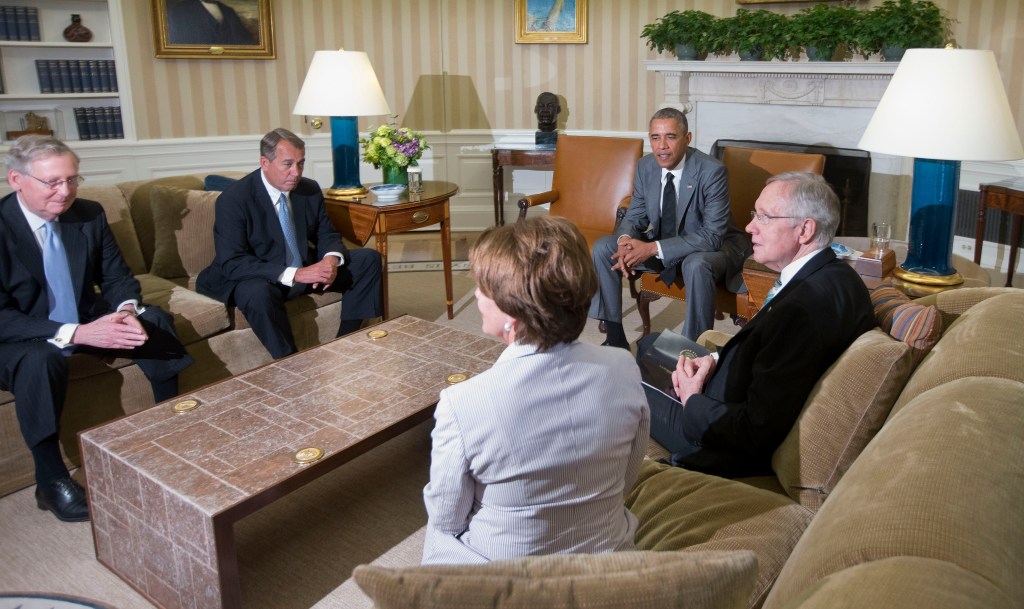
[535, 92, 561, 147]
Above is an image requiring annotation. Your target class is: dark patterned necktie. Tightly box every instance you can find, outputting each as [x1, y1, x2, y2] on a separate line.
[659, 173, 678, 284]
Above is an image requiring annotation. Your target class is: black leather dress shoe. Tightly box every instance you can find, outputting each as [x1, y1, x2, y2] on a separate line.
[600, 340, 631, 350]
[36, 476, 89, 522]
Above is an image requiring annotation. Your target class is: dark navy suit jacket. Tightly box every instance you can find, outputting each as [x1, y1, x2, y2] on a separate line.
[196, 169, 348, 305]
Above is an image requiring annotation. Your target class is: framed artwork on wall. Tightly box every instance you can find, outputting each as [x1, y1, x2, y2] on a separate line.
[515, 0, 588, 44]
[151, 0, 275, 59]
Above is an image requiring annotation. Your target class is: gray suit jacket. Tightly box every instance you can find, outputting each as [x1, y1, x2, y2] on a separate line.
[617, 149, 750, 292]
[421, 341, 650, 564]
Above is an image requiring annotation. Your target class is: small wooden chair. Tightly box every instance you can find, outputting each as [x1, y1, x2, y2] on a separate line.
[629, 146, 826, 336]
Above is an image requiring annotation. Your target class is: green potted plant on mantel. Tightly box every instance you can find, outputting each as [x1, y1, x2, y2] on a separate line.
[789, 3, 860, 62]
[717, 9, 792, 61]
[854, 0, 951, 61]
[641, 10, 717, 60]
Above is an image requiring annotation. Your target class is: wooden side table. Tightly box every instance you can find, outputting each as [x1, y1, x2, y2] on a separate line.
[324, 181, 459, 320]
[491, 147, 555, 226]
[975, 177, 1024, 287]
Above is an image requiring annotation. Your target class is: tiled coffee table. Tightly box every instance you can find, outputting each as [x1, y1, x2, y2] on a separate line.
[80, 316, 502, 609]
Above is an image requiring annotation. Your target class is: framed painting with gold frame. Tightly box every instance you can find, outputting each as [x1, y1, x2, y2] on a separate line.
[736, 0, 822, 3]
[151, 0, 275, 59]
[515, 0, 588, 44]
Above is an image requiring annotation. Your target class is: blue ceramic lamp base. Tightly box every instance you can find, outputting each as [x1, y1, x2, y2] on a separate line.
[326, 115, 367, 197]
[892, 158, 964, 286]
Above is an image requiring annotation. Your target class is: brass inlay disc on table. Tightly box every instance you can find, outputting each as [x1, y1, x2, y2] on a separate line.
[446, 373, 469, 384]
[172, 399, 200, 413]
[293, 447, 324, 464]
[367, 329, 389, 340]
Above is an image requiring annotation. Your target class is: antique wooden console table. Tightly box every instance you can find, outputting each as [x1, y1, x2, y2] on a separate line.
[491, 146, 555, 226]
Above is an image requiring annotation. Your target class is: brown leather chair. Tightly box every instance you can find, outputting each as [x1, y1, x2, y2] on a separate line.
[518, 134, 644, 249]
[630, 146, 826, 336]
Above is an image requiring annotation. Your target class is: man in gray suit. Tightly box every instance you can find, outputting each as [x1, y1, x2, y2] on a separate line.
[590, 107, 751, 346]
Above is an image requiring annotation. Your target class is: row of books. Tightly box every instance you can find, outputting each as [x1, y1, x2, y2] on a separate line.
[36, 60, 118, 94]
[0, 5, 39, 41]
[72, 106, 124, 140]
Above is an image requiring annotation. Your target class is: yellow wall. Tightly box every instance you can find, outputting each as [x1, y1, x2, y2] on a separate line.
[121, 0, 1023, 141]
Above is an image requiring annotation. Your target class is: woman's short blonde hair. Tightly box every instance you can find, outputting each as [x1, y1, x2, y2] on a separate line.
[470, 216, 597, 351]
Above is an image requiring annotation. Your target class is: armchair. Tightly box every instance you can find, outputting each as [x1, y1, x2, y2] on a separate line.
[518, 134, 643, 249]
[629, 146, 826, 336]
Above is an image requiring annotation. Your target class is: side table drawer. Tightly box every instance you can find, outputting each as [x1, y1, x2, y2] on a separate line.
[382, 202, 446, 233]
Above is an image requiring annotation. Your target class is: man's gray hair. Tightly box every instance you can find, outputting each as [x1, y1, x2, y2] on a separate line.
[4, 135, 79, 174]
[649, 107, 689, 134]
[260, 128, 305, 160]
[766, 172, 840, 247]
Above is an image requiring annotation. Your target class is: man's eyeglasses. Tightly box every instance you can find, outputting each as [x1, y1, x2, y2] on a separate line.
[26, 174, 85, 190]
[749, 211, 801, 225]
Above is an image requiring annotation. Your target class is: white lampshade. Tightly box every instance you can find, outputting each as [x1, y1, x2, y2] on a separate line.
[292, 49, 390, 117]
[858, 48, 1023, 162]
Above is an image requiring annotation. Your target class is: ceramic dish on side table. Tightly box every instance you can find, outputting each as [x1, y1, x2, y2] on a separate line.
[369, 184, 407, 203]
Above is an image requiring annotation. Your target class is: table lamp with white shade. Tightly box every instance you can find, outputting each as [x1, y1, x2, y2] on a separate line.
[858, 47, 1024, 286]
[292, 49, 390, 197]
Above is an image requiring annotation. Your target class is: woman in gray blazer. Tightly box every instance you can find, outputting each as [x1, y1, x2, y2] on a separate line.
[421, 216, 650, 564]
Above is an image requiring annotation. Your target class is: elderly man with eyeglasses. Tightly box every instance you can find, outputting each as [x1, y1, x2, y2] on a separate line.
[641, 172, 874, 478]
[0, 135, 193, 522]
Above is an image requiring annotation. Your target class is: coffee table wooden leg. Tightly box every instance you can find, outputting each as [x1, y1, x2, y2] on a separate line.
[214, 519, 242, 609]
[441, 209, 454, 319]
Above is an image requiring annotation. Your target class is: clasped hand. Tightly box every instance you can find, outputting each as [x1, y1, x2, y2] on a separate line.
[672, 354, 715, 403]
[611, 237, 658, 276]
[72, 310, 148, 350]
[295, 256, 339, 290]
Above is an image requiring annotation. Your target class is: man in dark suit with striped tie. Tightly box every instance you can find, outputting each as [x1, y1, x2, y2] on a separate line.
[643, 172, 874, 478]
[0, 136, 193, 522]
[590, 107, 751, 347]
[197, 128, 382, 359]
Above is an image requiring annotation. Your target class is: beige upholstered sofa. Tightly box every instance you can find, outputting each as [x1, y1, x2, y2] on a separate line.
[329, 287, 1024, 609]
[0, 174, 346, 497]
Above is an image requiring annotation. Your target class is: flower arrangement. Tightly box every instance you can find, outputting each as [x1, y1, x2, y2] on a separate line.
[360, 121, 429, 170]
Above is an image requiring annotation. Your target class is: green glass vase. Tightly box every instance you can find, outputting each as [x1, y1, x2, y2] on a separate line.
[382, 165, 409, 185]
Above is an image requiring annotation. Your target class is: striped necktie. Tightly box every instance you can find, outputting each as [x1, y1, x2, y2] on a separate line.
[276, 193, 303, 268]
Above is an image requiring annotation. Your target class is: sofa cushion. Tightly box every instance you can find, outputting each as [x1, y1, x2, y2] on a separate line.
[120, 175, 206, 271]
[137, 273, 230, 344]
[870, 287, 941, 364]
[771, 557, 1014, 609]
[761, 377, 1024, 609]
[149, 186, 219, 280]
[891, 290, 1024, 415]
[77, 183, 149, 276]
[204, 174, 238, 191]
[626, 459, 813, 609]
[354, 549, 758, 609]
[771, 329, 913, 512]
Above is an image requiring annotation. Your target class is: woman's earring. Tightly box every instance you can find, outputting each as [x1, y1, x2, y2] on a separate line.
[503, 321, 513, 333]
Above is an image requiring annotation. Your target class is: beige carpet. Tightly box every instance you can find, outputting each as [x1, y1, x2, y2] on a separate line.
[0, 232, 744, 608]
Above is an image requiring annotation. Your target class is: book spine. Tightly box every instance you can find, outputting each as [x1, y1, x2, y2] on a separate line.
[26, 6, 38, 41]
[113, 106, 124, 139]
[84, 107, 97, 141]
[80, 60, 93, 93]
[36, 59, 52, 94]
[87, 60, 101, 93]
[69, 60, 84, 94]
[14, 6, 28, 41]
[107, 60, 118, 93]
[97, 60, 110, 92]
[73, 107, 88, 140]
[100, 107, 113, 139]
[0, 7, 10, 41]
[56, 60, 71, 94]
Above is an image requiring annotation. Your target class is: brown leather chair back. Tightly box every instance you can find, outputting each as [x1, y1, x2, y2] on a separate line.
[722, 146, 826, 230]
[547, 135, 643, 248]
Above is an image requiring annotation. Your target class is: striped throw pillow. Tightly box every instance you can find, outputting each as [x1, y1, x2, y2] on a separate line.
[870, 287, 942, 364]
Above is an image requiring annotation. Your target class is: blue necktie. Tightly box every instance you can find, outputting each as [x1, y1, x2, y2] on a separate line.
[762, 278, 783, 308]
[42, 221, 78, 324]
[276, 193, 303, 268]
